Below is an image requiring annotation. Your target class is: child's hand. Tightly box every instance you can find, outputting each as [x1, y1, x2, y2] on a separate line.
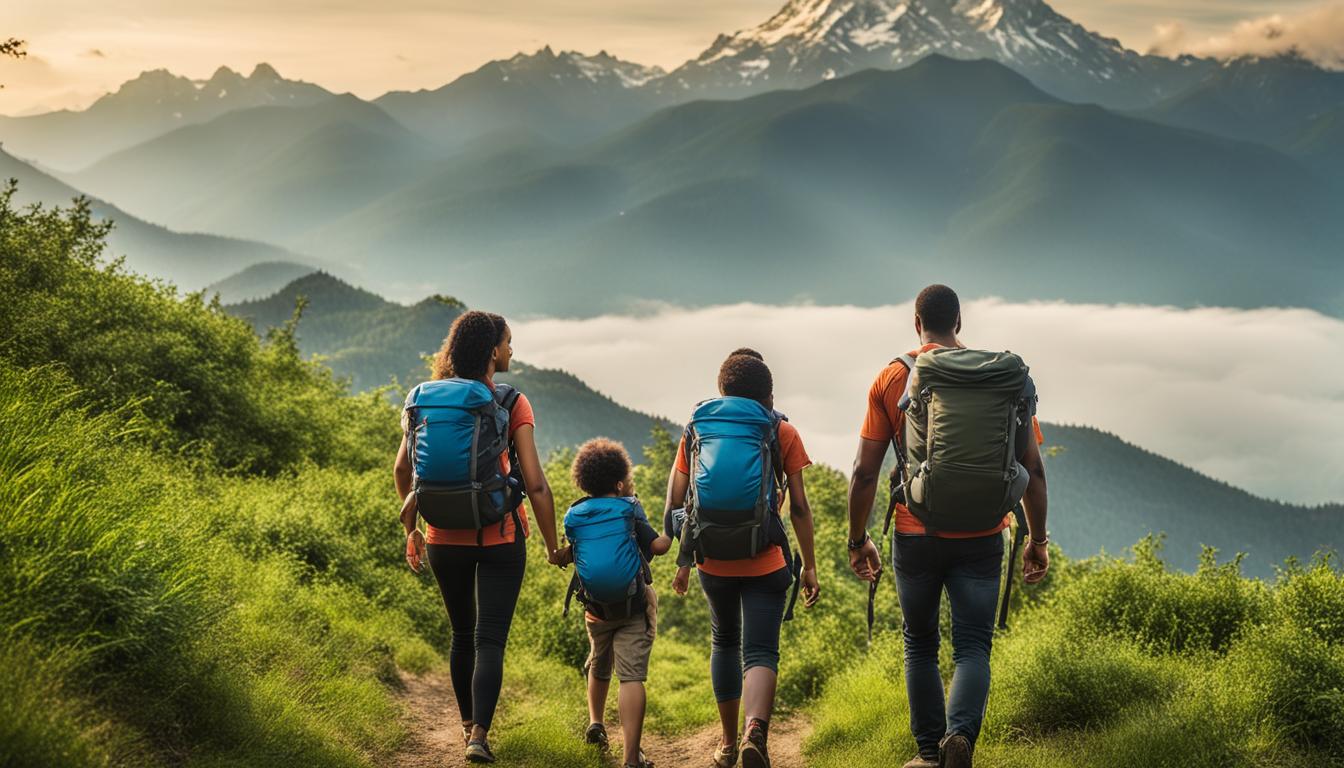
[548, 545, 573, 567]
[405, 529, 426, 573]
[672, 566, 690, 596]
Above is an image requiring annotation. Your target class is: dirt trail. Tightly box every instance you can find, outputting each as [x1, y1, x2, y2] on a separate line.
[389, 672, 811, 768]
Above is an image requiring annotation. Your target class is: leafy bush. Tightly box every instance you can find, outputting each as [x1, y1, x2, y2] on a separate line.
[1056, 536, 1269, 653]
[0, 184, 397, 475]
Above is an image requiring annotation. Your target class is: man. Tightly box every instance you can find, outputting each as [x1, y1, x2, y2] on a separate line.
[846, 284, 1049, 768]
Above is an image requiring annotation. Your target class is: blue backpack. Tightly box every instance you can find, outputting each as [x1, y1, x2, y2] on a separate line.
[563, 497, 651, 621]
[678, 397, 785, 563]
[403, 378, 524, 537]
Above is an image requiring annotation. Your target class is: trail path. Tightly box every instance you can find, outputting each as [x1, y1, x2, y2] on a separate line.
[389, 672, 811, 768]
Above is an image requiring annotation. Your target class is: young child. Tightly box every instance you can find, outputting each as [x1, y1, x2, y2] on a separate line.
[558, 438, 671, 768]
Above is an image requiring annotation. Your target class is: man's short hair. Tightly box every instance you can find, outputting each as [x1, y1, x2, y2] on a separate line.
[718, 354, 773, 404]
[916, 284, 960, 335]
[571, 438, 632, 497]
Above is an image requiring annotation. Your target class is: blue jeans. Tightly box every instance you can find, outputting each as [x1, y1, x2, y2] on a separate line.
[893, 533, 1004, 755]
[698, 565, 792, 703]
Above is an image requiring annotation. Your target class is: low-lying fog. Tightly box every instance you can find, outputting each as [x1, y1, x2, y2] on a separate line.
[513, 300, 1344, 506]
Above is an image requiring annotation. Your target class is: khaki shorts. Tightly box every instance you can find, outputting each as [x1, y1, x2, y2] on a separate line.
[585, 586, 657, 683]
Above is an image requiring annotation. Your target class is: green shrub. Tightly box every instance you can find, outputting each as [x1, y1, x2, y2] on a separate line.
[1275, 558, 1344, 645]
[988, 627, 1178, 735]
[0, 184, 397, 475]
[1226, 622, 1344, 754]
[1057, 536, 1269, 653]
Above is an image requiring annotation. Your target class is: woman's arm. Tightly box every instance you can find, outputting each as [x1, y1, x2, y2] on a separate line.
[787, 471, 821, 606]
[394, 433, 413, 500]
[511, 423, 562, 558]
[786, 471, 817, 570]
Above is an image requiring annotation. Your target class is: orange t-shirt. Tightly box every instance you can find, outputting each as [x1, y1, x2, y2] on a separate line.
[675, 418, 812, 577]
[422, 379, 535, 547]
[859, 344, 1043, 539]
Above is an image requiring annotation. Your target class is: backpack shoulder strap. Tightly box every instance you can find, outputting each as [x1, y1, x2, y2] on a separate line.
[493, 383, 521, 413]
[769, 411, 785, 486]
[893, 354, 917, 413]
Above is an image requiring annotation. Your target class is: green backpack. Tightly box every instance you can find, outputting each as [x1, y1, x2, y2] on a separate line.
[901, 348, 1033, 532]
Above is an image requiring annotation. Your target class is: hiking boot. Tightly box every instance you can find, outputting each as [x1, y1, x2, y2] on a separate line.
[623, 750, 654, 768]
[939, 733, 972, 768]
[902, 755, 939, 768]
[585, 722, 609, 751]
[740, 721, 769, 768]
[461, 721, 474, 746]
[712, 740, 739, 768]
[465, 738, 496, 764]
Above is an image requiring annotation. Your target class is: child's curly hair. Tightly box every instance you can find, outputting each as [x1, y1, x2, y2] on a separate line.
[572, 438, 632, 497]
[431, 310, 507, 380]
[718, 353, 773, 405]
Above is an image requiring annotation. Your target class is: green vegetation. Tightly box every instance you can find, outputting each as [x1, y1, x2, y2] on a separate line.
[807, 541, 1344, 768]
[5, 183, 1343, 768]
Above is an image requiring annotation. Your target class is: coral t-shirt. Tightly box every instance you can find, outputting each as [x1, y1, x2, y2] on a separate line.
[418, 378, 535, 547]
[674, 419, 812, 577]
[859, 344, 1043, 539]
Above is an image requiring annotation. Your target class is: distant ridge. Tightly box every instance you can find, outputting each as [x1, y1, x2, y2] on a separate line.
[0, 63, 332, 171]
[205, 262, 316, 304]
[0, 149, 306, 290]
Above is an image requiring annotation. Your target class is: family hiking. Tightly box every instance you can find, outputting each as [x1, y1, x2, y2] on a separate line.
[395, 284, 1050, 768]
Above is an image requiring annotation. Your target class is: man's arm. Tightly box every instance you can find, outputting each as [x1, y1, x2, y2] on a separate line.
[846, 438, 887, 581]
[1020, 435, 1049, 583]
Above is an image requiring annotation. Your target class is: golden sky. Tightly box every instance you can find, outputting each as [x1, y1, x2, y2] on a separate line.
[1, 0, 1338, 115]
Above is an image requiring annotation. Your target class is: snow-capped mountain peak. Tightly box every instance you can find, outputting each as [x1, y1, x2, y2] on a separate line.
[488, 47, 665, 90]
[660, 0, 1196, 107]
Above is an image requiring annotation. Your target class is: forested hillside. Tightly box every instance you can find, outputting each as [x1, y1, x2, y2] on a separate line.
[225, 271, 677, 459]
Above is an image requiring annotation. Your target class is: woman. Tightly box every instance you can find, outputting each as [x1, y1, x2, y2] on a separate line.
[396, 310, 565, 764]
[669, 350, 821, 768]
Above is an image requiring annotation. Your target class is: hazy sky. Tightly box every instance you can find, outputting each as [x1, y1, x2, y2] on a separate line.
[511, 300, 1344, 506]
[2, 0, 1340, 114]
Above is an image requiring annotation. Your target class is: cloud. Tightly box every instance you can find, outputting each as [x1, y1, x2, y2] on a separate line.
[511, 301, 1344, 506]
[1149, 2, 1344, 67]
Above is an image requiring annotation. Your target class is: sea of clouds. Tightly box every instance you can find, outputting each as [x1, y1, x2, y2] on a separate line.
[513, 300, 1344, 506]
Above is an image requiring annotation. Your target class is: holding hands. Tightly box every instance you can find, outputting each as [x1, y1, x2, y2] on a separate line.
[548, 544, 573, 567]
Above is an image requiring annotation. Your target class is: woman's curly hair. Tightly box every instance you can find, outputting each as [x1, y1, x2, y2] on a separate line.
[572, 438, 632, 497]
[431, 311, 508, 380]
[718, 353, 773, 405]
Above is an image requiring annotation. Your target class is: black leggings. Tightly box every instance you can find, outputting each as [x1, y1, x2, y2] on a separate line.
[699, 566, 792, 703]
[427, 537, 527, 731]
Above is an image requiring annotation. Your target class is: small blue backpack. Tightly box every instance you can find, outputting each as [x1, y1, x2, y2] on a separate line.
[678, 397, 784, 562]
[563, 497, 651, 621]
[404, 378, 524, 537]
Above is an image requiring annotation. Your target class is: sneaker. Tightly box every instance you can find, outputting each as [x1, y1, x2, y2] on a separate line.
[623, 750, 654, 768]
[712, 741, 739, 768]
[939, 733, 972, 768]
[585, 722, 609, 751]
[740, 721, 769, 768]
[465, 738, 496, 764]
[462, 721, 474, 746]
[902, 755, 939, 768]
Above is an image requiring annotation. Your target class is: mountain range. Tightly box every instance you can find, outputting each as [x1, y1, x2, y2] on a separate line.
[0, 64, 331, 171]
[1, 0, 1340, 318]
